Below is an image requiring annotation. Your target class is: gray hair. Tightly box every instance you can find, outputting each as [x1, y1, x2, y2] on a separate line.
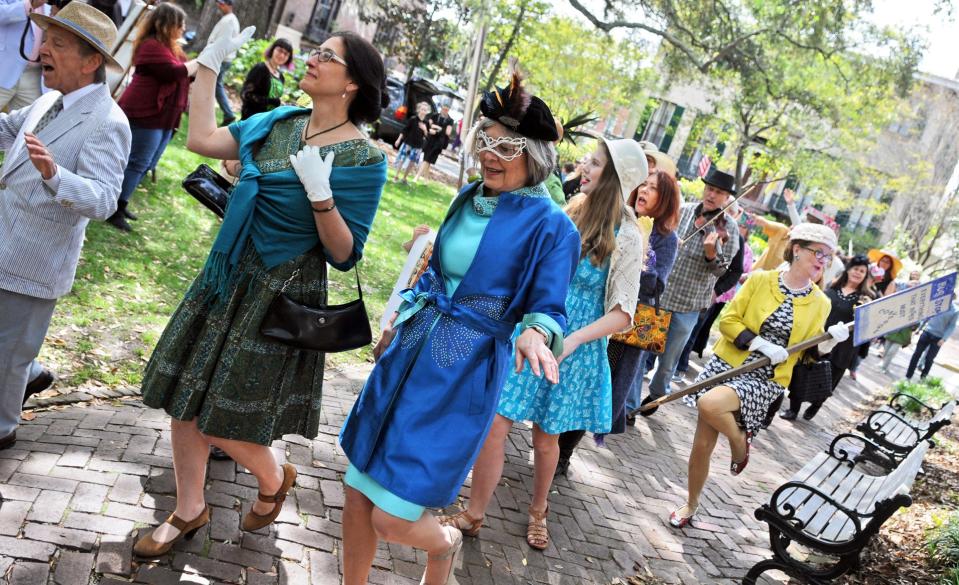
[73, 36, 108, 84]
[469, 118, 556, 187]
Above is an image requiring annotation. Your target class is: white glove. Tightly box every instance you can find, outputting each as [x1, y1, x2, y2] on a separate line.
[819, 321, 850, 353]
[749, 336, 789, 365]
[197, 26, 256, 74]
[289, 147, 335, 202]
[827, 322, 850, 343]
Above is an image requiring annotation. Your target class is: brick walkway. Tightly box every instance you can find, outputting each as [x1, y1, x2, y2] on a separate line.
[0, 346, 945, 585]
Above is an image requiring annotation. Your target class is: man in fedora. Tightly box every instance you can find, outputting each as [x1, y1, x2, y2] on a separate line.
[0, 1, 131, 450]
[628, 167, 740, 417]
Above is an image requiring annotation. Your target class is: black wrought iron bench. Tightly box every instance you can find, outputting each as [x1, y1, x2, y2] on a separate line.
[743, 434, 929, 584]
[856, 394, 955, 463]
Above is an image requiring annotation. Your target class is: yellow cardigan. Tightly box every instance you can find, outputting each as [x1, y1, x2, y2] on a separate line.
[714, 269, 831, 388]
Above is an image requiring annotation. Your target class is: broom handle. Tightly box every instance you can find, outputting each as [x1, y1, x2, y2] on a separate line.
[632, 322, 854, 415]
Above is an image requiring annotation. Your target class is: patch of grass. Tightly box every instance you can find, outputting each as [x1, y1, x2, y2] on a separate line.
[41, 127, 454, 388]
[927, 511, 959, 582]
[893, 376, 953, 414]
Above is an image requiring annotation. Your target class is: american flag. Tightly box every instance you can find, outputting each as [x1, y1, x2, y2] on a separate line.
[698, 155, 712, 178]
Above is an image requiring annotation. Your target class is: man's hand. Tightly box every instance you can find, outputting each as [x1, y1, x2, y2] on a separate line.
[703, 231, 719, 259]
[783, 188, 795, 205]
[937, 340, 945, 347]
[24, 132, 56, 180]
[30, 0, 46, 9]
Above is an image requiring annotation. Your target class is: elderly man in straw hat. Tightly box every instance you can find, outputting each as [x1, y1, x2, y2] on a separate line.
[0, 2, 131, 450]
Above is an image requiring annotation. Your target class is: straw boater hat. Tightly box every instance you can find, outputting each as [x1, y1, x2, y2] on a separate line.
[599, 137, 648, 204]
[31, 2, 121, 70]
[638, 141, 677, 178]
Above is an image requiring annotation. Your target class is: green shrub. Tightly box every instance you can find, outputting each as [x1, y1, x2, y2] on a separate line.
[748, 232, 768, 256]
[927, 511, 959, 582]
[225, 39, 308, 108]
[893, 376, 952, 414]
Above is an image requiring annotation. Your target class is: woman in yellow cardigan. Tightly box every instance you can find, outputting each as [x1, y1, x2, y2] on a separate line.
[669, 223, 849, 528]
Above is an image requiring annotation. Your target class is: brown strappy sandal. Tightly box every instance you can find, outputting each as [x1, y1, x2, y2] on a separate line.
[526, 505, 549, 550]
[438, 507, 484, 537]
[241, 463, 297, 532]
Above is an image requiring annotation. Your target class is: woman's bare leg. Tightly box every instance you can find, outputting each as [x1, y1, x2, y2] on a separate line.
[372, 509, 457, 584]
[206, 435, 284, 516]
[463, 415, 513, 521]
[342, 486, 378, 585]
[150, 418, 210, 543]
[530, 424, 558, 514]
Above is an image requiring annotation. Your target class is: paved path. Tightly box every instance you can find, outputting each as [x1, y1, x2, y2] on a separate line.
[0, 344, 950, 585]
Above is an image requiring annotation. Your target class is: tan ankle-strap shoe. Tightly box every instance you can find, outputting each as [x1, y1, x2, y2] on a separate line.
[241, 463, 297, 532]
[133, 506, 210, 558]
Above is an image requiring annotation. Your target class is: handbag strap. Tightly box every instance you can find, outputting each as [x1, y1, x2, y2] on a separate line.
[278, 264, 364, 300]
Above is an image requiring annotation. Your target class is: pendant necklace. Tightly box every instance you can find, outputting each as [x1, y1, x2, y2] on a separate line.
[304, 119, 350, 141]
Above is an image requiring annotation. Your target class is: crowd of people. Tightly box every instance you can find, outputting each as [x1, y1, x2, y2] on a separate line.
[1, 4, 958, 584]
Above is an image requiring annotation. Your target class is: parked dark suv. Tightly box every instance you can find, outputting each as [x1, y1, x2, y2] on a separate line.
[373, 76, 462, 143]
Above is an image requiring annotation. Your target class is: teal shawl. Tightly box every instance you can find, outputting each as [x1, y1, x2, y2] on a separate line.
[196, 107, 387, 302]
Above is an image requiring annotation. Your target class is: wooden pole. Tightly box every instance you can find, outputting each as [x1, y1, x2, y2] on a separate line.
[632, 322, 854, 415]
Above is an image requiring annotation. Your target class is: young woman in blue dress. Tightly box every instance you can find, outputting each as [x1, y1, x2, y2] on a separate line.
[441, 137, 649, 551]
[339, 71, 582, 585]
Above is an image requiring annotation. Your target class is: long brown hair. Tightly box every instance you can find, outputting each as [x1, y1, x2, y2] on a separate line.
[628, 170, 681, 235]
[133, 3, 187, 60]
[565, 142, 624, 265]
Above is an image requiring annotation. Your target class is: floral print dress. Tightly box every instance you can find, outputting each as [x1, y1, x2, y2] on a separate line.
[496, 255, 613, 434]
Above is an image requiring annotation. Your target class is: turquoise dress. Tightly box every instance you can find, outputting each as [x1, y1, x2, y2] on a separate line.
[497, 255, 614, 434]
[344, 188, 567, 521]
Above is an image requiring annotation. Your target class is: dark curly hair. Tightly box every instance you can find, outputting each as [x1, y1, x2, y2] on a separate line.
[330, 31, 389, 125]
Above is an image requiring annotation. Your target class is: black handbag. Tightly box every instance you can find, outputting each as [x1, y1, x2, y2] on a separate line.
[259, 266, 372, 353]
[182, 164, 233, 218]
[789, 357, 833, 403]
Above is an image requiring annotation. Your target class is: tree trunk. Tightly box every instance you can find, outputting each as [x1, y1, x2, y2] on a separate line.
[483, 0, 528, 92]
[193, 0, 278, 48]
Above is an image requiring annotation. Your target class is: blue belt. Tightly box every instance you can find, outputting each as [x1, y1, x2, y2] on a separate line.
[394, 290, 514, 342]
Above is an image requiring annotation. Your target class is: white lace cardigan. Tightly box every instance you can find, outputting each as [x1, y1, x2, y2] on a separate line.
[605, 207, 648, 331]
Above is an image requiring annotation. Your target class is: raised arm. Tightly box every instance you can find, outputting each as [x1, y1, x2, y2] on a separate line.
[186, 26, 255, 159]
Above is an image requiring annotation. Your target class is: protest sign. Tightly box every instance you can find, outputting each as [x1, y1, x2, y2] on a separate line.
[853, 272, 957, 346]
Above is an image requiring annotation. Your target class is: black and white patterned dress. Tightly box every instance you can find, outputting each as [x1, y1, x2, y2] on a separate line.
[683, 273, 813, 434]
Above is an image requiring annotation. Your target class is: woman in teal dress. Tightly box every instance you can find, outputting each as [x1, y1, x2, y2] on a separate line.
[442, 137, 649, 551]
[339, 72, 581, 585]
[133, 31, 389, 557]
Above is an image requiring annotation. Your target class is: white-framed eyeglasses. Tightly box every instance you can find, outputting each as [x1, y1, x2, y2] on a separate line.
[309, 48, 348, 67]
[474, 129, 527, 161]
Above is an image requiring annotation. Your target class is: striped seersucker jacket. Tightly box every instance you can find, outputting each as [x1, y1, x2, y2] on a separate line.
[0, 84, 132, 300]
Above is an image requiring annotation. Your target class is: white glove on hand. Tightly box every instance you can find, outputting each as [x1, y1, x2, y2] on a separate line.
[289, 147, 335, 202]
[819, 321, 850, 353]
[197, 26, 256, 74]
[749, 336, 789, 365]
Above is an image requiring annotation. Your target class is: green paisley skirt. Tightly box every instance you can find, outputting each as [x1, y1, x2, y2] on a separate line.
[141, 241, 328, 445]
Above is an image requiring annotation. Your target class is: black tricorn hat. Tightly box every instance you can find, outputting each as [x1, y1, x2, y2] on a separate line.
[702, 167, 737, 195]
[480, 67, 559, 142]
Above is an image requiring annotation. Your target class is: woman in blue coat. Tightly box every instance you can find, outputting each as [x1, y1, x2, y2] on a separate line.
[339, 72, 581, 585]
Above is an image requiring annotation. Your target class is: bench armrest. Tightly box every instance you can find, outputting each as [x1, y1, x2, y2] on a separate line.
[889, 392, 937, 418]
[828, 433, 898, 471]
[768, 481, 863, 537]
